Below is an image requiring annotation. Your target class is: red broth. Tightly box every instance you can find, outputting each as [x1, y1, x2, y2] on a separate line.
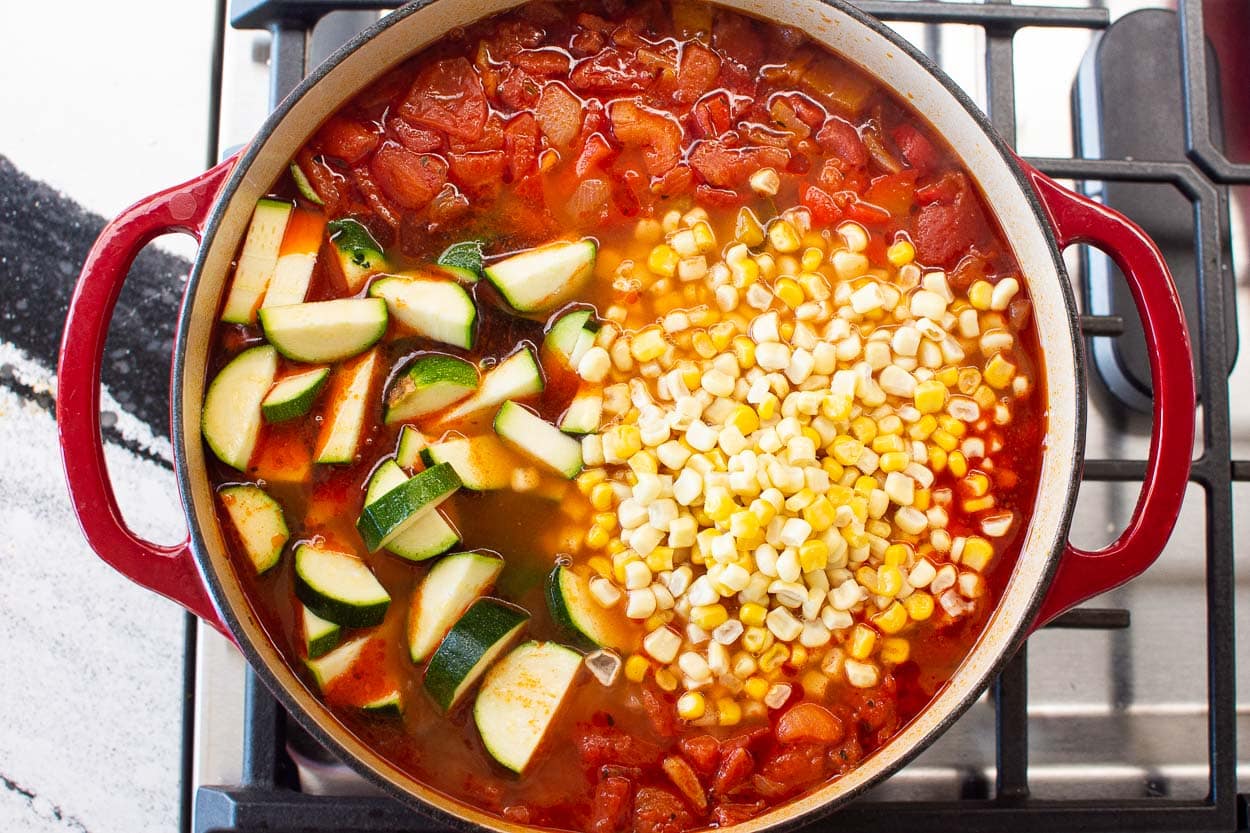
[206, 3, 1045, 831]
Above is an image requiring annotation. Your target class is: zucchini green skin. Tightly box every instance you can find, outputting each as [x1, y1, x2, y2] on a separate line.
[494, 400, 584, 479]
[396, 425, 426, 469]
[546, 565, 622, 650]
[407, 551, 505, 663]
[327, 218, 386, 291]
[356, 462, 462, 552]
[542, 309, 594, 361]
[259, 298, 388, 363]
[261, 367, 330, 423]
[302, 606, 341, 659]
[293, 545, 391, 628]
[361, 689, 403, 717]
[484, 239, 597, 313]
[436, 240, 485, 283]
[202, 345, 278, 471]
[368, 277, 477, 350]
[365, 460, 460, 561]
[423, 435, 518, 491]
[437, 347, 544, 426]
[289, 162, 324, 205]
[384, 354, 479, 424]
[424, 599, 530, 712]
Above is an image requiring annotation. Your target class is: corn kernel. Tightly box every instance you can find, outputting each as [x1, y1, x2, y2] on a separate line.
[775, 277, 804, 309]
[968, 280, 993, 310]
[717, 698, 743, 726]
[649, 244, 679, 278]
[880, 637, 911, 664]
[759, 643, 790, 673]
[938, 415, 966, 438]
[588, 556, 613, 579]
[936, 366, 959, 388]
[732, 336, 756, 370]
[872, 433, 905, 454]
[744, 676, 770, 701]
[984, 352, 1017, 389]
[788, 644, 809, 669]
[692, 330, 716, 359]
[958, 368, 982, 395]
[963, 495, 996, 513]
[909, 414, 938, 440]
[740, 602, 768, 628]
[850, 416, 878, 444]
[709, 321, 736, 350]
[948, 450, 968, 478]
[964, 472, 990, 497]
[692, 221, 716, 252]
[962, 536, 995, 571]
[799, 539, 829, 572]
[822, 458, 846, 480]
[757, 394, 778, 421]
[872, 601, 909, 634]
[800, 497, 834, 534]
[768, 220, 801, 252]
[931, 429, 958, 452]
[655, 668, 679, 692]
[646, 547, 675, 573]
[743, 625, 771, 653]
[691, 603, 730, 630]
[705, 490, 736, 522]
[586, 526, 610, 549]
[913, 489, 931, 511]
[628, 451, 658, 476]
[590, 482, 614, 512]
[727, 403, 760, 434]
[853, 475, 878, 496]
[887, 239, 915, 267]
[631, 326, 668, 362]
[879, 451, 909, 473]
[848, 623, 878, 660]
[877, 564, 904, 596]
[607, 538, 627, 555]
[736, 207, 765, 247]
[914, 380, 949, 414]
[904, 591, 935, 621]
[677, 691, 706, 720]
[624, 654, 652, 682]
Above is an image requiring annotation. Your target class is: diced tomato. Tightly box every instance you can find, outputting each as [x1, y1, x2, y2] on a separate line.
[388, 118, 442, 153]
[712, 746, 754, 795]
[776, 703, 845, 746]
[863, 170, 917, 217]
[892, 123, 939, 173]
[776, 91, 826, 130]
[633, 788, 693, 833]
[815, 116, 867, 168]
[845, 199, 892, 226]
[916, 170, 967, 204]
[569, 47, 656, 93]
[316, 116, 379, 165]
[754, 744, 825, 797]
[514, 48, 572, 76]
[641, 681, 677, 738]
[398, 57, 488, 142]
[847, 678, 901, 745]
[712, 802, 766, 827]
[613, 169, 645, 217]
[504, 113, 540, 181]
[913, 188, 983, 267]
[689, 140, 788, 188]
[589, 777, 633, 833]
[800, 183, 841, 226]
[498, 66, 543, 111]
[694, 183, 745, 209]
[491, 19, 545, 54]
[368, 143, 448, 210]
[652, 163, 694, 198]
[691, 92, 732, 139]
[677, 736, 720, 776]
[577, 725, 663, 768]
[447, 150, 507, 195]
[295, 148, 341, 213]
[535, 82, 583, 148]
[662, 755, 708, 813]
[720, 727, 771, 755]
[711, 11, 765, 67]
[569, 27, 607, 58]
[675, 41, 721, 104]
[575, 132, 619, 178]
[610, 100, 684, 176]
[610, 17, 649, 50]
[827, 734, 864, 776]
[351, 164, 402, 230]
[815, 158, 844, 192]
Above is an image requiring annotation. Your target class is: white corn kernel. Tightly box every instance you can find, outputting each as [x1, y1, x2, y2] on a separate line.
[577, 346, 611, 383]
[589, 576, 622, 608]
[644, 626, 682, 664]
[845, 658, 880, 688]
[765, 606, 803, 642]
[749, 167, 781, 196]
[625, 588, 658, 619]
[990, 277, 1020, 311]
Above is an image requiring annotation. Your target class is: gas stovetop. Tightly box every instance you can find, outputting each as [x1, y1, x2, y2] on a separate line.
[186, 2, 1250, 832]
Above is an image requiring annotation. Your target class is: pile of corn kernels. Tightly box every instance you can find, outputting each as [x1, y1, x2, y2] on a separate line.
[570, 183, 1032, 727]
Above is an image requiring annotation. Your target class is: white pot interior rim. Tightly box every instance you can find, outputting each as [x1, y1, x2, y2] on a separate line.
[172, 1, 1085, 830]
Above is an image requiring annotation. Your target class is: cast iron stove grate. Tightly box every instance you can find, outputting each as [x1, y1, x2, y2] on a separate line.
[193, 1, 1248, 831]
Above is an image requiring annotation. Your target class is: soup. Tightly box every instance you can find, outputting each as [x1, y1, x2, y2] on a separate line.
[202, 2, 1044, 830]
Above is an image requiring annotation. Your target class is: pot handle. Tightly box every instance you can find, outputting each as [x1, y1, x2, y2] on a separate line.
[57, 158, 237, 638]
[1020, 163, 1196, 632]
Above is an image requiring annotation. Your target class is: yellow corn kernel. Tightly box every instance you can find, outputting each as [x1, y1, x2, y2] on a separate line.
[882, 543, 911, 567]
[655, 668, 679, 692]
[798, 499, 831, 535]
[964, 472, 990, 497]
[914, 379, 949, 414]
[735, 207, 765, 247]
[576, 469, 607, 494]
[743, 625, 771, 653]
[962, 536, 995, 571]
[850, 416, 878, 444]
[909, 414, 938, 440]
[848, 623, 878, 660]
[717, 698, 743, 726]
[677, 691, 706, 720]
[913, 489, 931, 512]
[973, 384, 997, 411]
[936, 366, 960, 388]
[842, 527, 868, 550]
[931, 429, 958, 452]
[963, 495, 996, 513]
[631, 326, 668, 362]
[872, 601, 909, 634]
[879, 451, 909, 473]
[586, 526, 610, 549]
[705, 491, 735, 523]
[832, 436, 864, 466]
[880, 637, 911, 664]
[692, 221, 716, 252]
[588, 556, 613, 579]
[726, 403, 759, 435]
[646, 547, 675, 573]
[649, 244, 679, 278]
[854, 475, 878, 496]
[877, 565, 904, 597]
[768, 220, 801, 252]
[730, 336, 756, 371]
[594, 512, 619, 532]
[958, 367, 982, 395]
[743, 676, 769, 701]
[691, 330, 717, 359]
[887, 239, 915, 267]
[904, 591, 935, 621]
[759, 643, 790, 673]
[938, 415, 967, 438]
[872, 433, 905, 455]
[607, 538, 627, 555]
[799, 271, 831, 302]
[590, 482, 614, 512]
[947, 450, 968, 478]
[968, 280, 993, 310]
[739, 602, 768, 628]
[984, 353, 1017, 389]
[855, 566, 880, 595]
[774, 277, 804, 309]
[645, 612, 673, 631]
[624, 654, 652, 682]
[928, 447, 948, 473]
[798, 539, 829, 572]
[691, 603, 730, 630]
[748, 499, 776, 527]
[779, 321, 795, 341]
[709, 321, 736, 351]
[822, 458, 846, 481]
[788, 644, 809, 669]
[823, 393, 853, 422]
[756, 393, 778, 421]
[628, 451, 658, 477]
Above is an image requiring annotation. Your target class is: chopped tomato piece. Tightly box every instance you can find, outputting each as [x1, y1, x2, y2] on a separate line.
[352, 164, 402, 230]
[712, 801, 766, 827]
[295, 148, 341, 212]
[633, 787, 694, 833]
[610, 100, 684, 176]
[694, 183, 745, 209]
[689, 140, 788, 188]
[368, 143, 448, 210]
[388, 118, 442, 153]
[514, 48, 572, 76]
[662, 756, 708, 813]
[575, 132, 619, 178]
[816, 158, 844, 192]
[570, 27, 607, 58]
[447, 150, 507, 195]
[893, 123, 940, 173]
[913, 188, 983, 267]
[589, 777, 633, 833]
[498, 66, 543, 110]
[863, 170, 917, 217]
[316, 116, 379, 165]
[535, 82, 583, 148]
[677, 735, 720, 776]
[570, 47, 656, 93]
[828, 734, 865, 776]
[641, 682, 678, 737]
[491, 19, 545, 54]
[712, 746, 754, 795]
[800, 183, 842, 226]
[845, 199, 892, 225]
[675, 41, 721, 103]
[691, 92, 732, 139]
[776, 703, 845, 746]
[916, 170, 967, 204]
[711, 11, 765, 67]
[652, 163, 694, 198]
[504, 113, 541, 181]
[754, 744, 825, 798]
[815, 117, 867, 168]
[398, 57, 488, 142]
[577, 725, 664, 768]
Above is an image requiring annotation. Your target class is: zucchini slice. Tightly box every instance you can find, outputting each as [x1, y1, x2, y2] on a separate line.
[365, 460, 460, 561]
[306, 635, 370, 690]
[305, 635, 400, 712]
[217, 484, 288, 574]
[327, 218, 386, 293]
[485, 239, 597, 313]
[314, 349, 380, 465]
[260, 298, 388, 364]
[262, 207, 326, 309]
[542, 309, 597, 365]
[202, 345, 278, 470]
[396, 425, 427, 469]
[424, 598, 530, 712]
[436, 240, 485, 283]
[289, 162, 324, 206]
[407, 551, 504, 663]
[369, 275, 477, 350]
[262, 366, 330, 423]
[437, 347, 544, 426]
[362, 689, 403, 717]
[302, 605, 341, 659]
[474, 641, 582, 773]
[221, 198, 293, 324]
[558, 387, 603, 435]
[385, 355, 479, 424]
[422, 435, 521, 491]
[356, 462, 462, 552]
[494, 401, 583, 479]
[547, 565, 628, 650]
[294, 544, 390, 628]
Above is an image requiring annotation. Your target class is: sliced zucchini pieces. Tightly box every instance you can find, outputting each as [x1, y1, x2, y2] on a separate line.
[306, 635, 370, 690]
[262, 207, 326, 309]
[260, 298, 388, 363]
[558, 387, 603, 435]
[202, 345, 278, 470]
[362, 689, 403, 717]
[422, 435, 521, 491]
[396, 425, 427, 469]
[424, 598, 529, 712]
[356, 462, 462, 552]
[327, 218, 386, 293]
[365, 460, 460, 561]
[305, 635, 399, 713]
[546, 565, 627, 650]
[302, 605, 341, 659]
[474, 641, 582, 773]
[221, 198, 293, 324]
[289, 161, 324, 206]
[407, 551, 504, 663]
[484, 239, 597, 313]
[294, 544, 390, 628]
[314, 349, 380, 465]
[217, 484, 288, 574]
[385, 354, 479, 424]
[436, 240, 485, 283]
[494, 401, 583, 479]
[542, 308, 597, 365]
[369, 275, 476, 350]
[262, 367, 330, 423]
[437, 347, 543, 426]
